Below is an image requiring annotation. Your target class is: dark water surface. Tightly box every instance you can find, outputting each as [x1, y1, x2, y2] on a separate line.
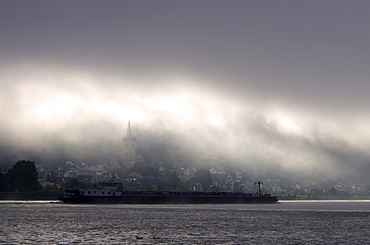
[1, 200, 370, 244]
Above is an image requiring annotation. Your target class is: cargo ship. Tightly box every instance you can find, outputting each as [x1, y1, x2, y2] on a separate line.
[58, 182, 278, 204]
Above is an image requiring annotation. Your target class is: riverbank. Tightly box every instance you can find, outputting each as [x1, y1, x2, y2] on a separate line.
[278, 194, 370, 200]
[2, 191, 370, 201]
[0, 191, 61, 200]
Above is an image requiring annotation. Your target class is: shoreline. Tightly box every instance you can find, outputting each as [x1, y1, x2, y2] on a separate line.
[278, 195, 370, 201]
[1, 192, 370, 201]
[0, 191, 61, 200]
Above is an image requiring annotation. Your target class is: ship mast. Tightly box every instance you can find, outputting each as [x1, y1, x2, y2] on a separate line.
[254, 181, 263, 196]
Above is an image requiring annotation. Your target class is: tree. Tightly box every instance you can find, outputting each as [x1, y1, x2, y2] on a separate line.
[63, 178, 88, 189]
[144, 184, 153, 191]
[327, 187, 338, 196]
[133, 162, 160, 177]
[168, 171, 181, 189]
[192, 169, 212, 191]
[309, 187, 324, 197]
[233, 182, 243, 192]
[162, 160, 174, 171]
[7, 160, 42, 192]
[0, 172, 8, 192]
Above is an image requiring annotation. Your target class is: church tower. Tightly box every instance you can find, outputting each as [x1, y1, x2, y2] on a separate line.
[122, 121, 136, 169]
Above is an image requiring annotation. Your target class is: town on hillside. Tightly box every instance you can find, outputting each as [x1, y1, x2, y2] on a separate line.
[1, 121, 369, 200]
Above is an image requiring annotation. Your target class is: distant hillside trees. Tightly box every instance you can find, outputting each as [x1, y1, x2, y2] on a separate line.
[167, 171, 181, 189]
[192, 169, 212, 191]
[5, 160, 42, 192]
[132, 162, 160, 177]
[63, 178, 88, 189]
[0, 172, 8, 191]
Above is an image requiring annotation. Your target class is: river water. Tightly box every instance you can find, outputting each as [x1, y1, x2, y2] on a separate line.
[1, 200, 370, 244]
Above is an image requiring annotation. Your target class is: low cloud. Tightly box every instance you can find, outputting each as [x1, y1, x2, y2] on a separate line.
[1, 62, 369, 182]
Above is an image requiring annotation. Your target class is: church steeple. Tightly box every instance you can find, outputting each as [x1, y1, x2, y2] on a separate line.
[122, 121, 136, 169]
[125, 120, 134, 139]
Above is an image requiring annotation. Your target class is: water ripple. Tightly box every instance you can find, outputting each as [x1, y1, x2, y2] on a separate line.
[0, 202, 370, 244]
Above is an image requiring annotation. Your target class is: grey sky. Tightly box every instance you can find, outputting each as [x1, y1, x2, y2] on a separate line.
[2, 1, 369, 105]
[1, 1, 370, 179]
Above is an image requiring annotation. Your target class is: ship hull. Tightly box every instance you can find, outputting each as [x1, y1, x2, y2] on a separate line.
[58, 194, 278, 204]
